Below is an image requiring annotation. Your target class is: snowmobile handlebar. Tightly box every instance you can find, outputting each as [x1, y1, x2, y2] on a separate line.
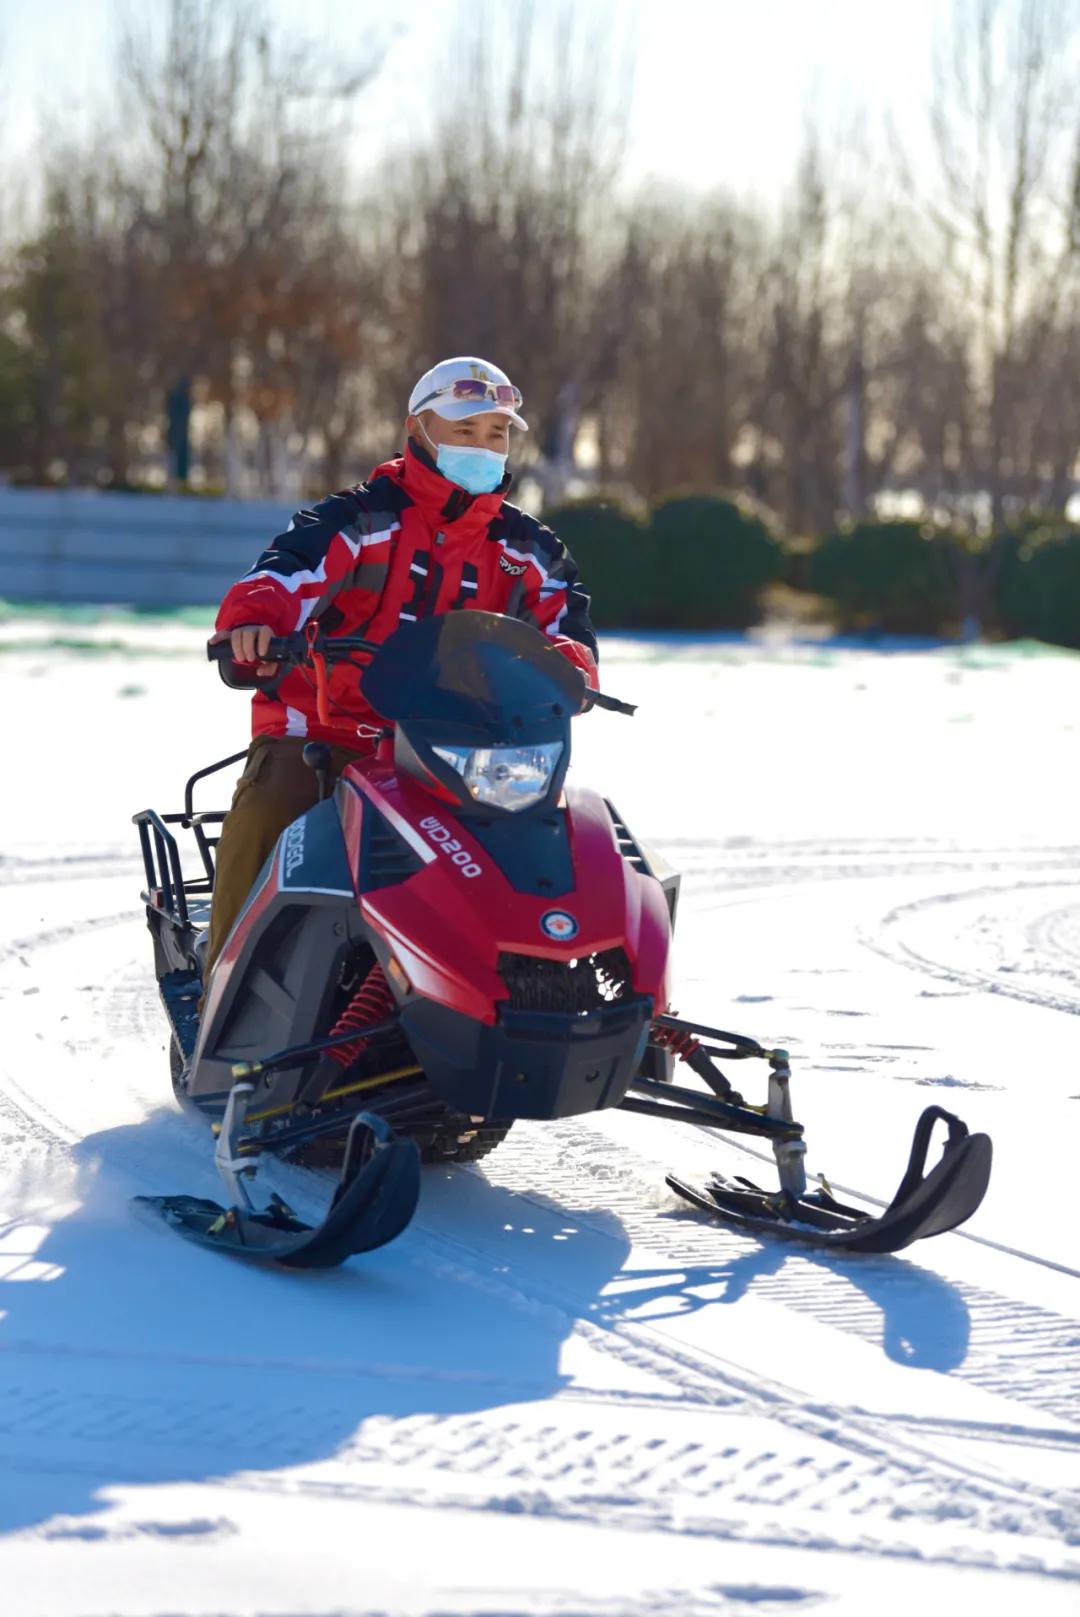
[207, 632, 379, 668]
[207, 630, 636, 716]
[584, 689, 636, 715]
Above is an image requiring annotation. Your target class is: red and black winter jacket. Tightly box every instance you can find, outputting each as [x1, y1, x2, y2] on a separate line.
[216, 439, 599, 750]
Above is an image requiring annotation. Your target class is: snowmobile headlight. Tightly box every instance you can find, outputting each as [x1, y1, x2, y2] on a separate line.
[432, 741, 563, 812]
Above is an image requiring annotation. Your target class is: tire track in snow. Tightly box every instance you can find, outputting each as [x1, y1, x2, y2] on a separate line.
[0, 912, 134, 971]
[275, 1139, 1080, 1572]
[3, 874, 1080, 1580]
[9, 892, 1080, 1448]
[1033, 903, 1080, 967]
[864, 879, 1080, 1016]
[6, 1245, 1074, 1584]
[0, 848, 139, 888]
[665, 841, 1080, 902]
[260, 1199, 1080, 1577]
[467, 1121, 1080, 1428]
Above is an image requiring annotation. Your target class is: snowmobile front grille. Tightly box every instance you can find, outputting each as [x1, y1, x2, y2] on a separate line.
[497, 948, 634, 1014]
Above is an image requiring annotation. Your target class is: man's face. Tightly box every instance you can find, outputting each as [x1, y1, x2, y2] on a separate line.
[408, 409, 511, 456]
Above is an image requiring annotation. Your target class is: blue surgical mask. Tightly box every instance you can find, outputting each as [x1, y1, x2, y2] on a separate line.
[420, 424, 507, 495]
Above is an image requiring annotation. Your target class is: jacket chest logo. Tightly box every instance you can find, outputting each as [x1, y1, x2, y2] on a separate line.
[499, 553, 528, 577]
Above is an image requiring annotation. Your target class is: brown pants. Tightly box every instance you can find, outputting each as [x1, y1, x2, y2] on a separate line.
[205, 734, 366, 982]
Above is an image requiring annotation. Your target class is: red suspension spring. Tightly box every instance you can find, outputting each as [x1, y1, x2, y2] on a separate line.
[651, 1022, 701, 1063]
[326, 964, 396, 1068]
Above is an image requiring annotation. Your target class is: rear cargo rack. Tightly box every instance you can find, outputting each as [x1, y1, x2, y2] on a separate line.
[133, 749, 247, 925]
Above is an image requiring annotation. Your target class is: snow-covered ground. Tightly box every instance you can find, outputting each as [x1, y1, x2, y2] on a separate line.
[0, 619, 1078, 1616]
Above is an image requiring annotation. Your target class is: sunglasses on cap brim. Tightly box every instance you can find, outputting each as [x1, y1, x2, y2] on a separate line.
[414, 378, 523, 410]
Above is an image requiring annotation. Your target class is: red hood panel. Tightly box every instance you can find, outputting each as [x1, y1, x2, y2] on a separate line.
[344, 764, 671, 1024]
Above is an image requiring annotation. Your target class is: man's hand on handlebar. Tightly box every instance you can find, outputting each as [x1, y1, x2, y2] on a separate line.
[210, 626, 280, 676]
[205, 621, 634, 716]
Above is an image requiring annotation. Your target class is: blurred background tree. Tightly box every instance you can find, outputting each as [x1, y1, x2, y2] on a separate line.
[0, 0, 1077, 640]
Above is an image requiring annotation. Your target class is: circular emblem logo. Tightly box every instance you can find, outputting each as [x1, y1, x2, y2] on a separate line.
[541, 908, 579, 942]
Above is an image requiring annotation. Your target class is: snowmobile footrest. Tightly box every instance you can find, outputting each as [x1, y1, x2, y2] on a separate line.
[667, 1105, 992, 1254]
[133, 1113, 420, 1267]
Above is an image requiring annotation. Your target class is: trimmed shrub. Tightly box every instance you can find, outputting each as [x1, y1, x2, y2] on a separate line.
[646, 495, 783, 629]
[542, 497, 655, 629]
[994, 523, 1080, 649]
[807, 521, 955, 636]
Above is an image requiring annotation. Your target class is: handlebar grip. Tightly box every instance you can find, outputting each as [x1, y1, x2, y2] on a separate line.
[206, 634, 300, 665]
[264, 636, 299, 661]
[208, 632, 379, 668]
[587, 690, 637, 717]
[207, 634, 292, 691]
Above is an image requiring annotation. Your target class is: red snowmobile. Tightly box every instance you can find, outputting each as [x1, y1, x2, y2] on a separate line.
[133, 612, 991, 1267]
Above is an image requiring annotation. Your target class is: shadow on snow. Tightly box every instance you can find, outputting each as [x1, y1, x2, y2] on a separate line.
[0, 1104, 976, 1539]
[0, 1106, 629, 1537]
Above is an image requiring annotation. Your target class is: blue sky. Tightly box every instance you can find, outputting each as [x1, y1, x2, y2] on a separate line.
[2, 0, 941, 202]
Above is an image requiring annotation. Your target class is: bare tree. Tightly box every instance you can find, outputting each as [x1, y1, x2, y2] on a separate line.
[116, 0, 386, 494]
[5, 0, 1076, 555]
[925, 0, 1080, 524]
[749, 142, 852, 534]
[594, 193, 767, 504]
[387, 0, 633, 496]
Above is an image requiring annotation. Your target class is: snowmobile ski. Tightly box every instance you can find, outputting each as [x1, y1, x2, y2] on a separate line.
[134, 1108, 420, 1268]
[666, 1104, 992, 1254]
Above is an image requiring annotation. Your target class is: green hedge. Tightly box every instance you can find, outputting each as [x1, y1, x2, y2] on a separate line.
[545, 493, 782, 631]
[807, 521, 956, 635]
[542, 498, 655, 629]
[994, 523, 1080, 649]
[544, 498, 1080, 644]
[647, 496, 783, 629]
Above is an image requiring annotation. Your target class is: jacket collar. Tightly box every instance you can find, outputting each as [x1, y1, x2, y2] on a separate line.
[369, 439, 510, 538]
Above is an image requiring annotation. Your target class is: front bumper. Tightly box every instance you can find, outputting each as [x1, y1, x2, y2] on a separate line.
[399, 994, 654, 1120]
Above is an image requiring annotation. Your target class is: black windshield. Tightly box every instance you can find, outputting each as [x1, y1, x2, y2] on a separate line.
[361, 612, 584, 742]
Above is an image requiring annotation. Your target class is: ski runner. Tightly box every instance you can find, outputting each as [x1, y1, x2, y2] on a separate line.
[204, 356, 598, 986]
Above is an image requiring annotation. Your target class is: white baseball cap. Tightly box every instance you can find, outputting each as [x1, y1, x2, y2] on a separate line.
[408, 355, 528, 431]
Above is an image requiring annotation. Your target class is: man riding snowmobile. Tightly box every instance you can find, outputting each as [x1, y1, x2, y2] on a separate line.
[204, 355, 597, 987]
[132, 359, 992, 1266]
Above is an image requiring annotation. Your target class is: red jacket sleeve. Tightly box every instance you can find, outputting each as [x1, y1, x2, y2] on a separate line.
[215, 491, 395, 636]
[497, 509, 598, 685]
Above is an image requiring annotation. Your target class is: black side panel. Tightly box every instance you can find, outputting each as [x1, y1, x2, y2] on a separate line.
[190, 900, 360, 1114]
[469, 809, 574, 898]
[278, 796, 354, 896]
[358, 799, 425, 892]
[189, 794, 361, 1114]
